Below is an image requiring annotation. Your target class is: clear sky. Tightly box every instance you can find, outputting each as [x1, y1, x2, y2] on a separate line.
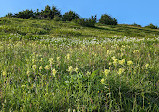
[0, 0, 159, 26]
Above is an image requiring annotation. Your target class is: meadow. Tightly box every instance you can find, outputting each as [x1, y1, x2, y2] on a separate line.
[0, 18, 159, 112]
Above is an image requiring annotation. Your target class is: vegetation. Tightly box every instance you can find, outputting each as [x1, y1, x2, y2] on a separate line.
[1, 2, 159, 110]
[62, 11, 79, 21]
[14, 9, 35, 19]
[131, 23, 141, 27]
[76, 16, 97, 27]
[0, 17, 159, 111]
[5, 5, 120, 27]
[99, 14, 117, 25]
[4, 4, 159, 29]
[145, 23, 158, 29]
[5, 5, 61, 20]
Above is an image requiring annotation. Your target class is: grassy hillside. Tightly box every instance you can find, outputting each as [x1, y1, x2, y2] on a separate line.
[1, 17, 159, 40]
[0, 18, 159, 112]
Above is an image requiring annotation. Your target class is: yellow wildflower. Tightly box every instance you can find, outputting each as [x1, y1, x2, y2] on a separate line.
[21, 85, 26, 88]
[52, 68, 57, 77]
[68, 66, 73, 73]
[66, 54, 70, 60]
[44, 65, 50, 70]
[109, 62, 112, 65]
[112, 56, 116, 60]
[122, 45, 125, 48]
[49, 58, 53, 64]
[145, 64, 149, 69]
[121, 53, 124, 57]
[127, 60, 133, 66]
[104, 69, 110, 76]
[40, 58, 43, 62]
[118, 68, 125, 75]
[133, 50, 139, 53]
[107, 50, 110, 55]
[32, 65, 37, 71]
[113, 59, 118, 65]
[57, 57, 60, 61]
[39, 66, 43, 70]
[32, 59, 35, 63]
[2, 70, 7, 76]
[68, 108, 71, 112]
[75, 67, 78, 72]
[119, 59, 125, 65]
[86, 71, 91, 75]
[26, 70, 30, 75]
[101, 78, 105, 84]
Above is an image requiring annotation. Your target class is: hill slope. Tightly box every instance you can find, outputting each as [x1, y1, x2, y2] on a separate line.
[0, 18, 159, 112]
[1, 17, 159, 40]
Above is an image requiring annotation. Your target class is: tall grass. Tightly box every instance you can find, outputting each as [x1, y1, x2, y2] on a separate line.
[0, 18, 159, 111]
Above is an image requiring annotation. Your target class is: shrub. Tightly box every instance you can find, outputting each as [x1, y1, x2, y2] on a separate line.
[5, 13, 13, 18]
[99, 14, 117, 25]
[7, 5, 61, 20]
[14, 9, 35, 19]
[76, 16, 96, 27]
[42, 5, 52, 19]
[62, 11, 79, 21]
[145, 23, 158, 29]
[54, 15, 62, 21]
[131, 23, 141, 27]
[51, 6, 61, 19]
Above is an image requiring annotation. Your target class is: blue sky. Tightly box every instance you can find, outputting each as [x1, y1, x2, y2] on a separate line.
[0, 0, 159, 26]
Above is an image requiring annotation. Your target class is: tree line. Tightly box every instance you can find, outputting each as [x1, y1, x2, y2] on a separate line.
[5, 5, 117, 27]
[5, 5, 158, 29]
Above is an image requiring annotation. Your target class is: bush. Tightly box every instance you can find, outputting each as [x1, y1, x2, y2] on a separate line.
[131, 23, 141, 27]
[54, 15, 61, 21]
[62, 11, 79, 21]
[51, 6, 61, 19]
[76, 16, 96, 27]
[99, 14, 117, 25]
[14, 9, 35, 19]
[5, 13, 13, 18]
[6, 5, 61, 20]
[40, 5, 61, 19]
[42, 5, 52, 19]
[145, 23, 158, 29]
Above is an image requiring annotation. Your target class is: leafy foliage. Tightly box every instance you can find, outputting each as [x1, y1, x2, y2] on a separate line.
[6, 5, 61, 20]
[42, 5, 52, 18]
[62, 11, 79, 21]
[5, 13, 13, 18]
[76, 16, 97, 27]
[99, 14, 117, 25]
[13, 9, 35, 19]
[51, 6, 61, 18]
[131, 23, 141, 27]
[0, 18, 159, 112]
[145, 23, 158, 29]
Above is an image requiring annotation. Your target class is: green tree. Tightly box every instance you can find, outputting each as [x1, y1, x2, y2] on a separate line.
[43, 5, 52, 19]
[131, 23, 141, 27]
[62, 11, 79, 21]
[76, 15, 96, 27]
[145, 23, 158, 29]
[5, 13, 13, 18]
[51, 6, 61, 19]
[14, 9, 34, 19]
[34, 9, 41, 19]
[99, 14, 117, 25]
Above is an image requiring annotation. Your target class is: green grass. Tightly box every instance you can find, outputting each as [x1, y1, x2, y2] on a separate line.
[0, 17, 159, 112]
